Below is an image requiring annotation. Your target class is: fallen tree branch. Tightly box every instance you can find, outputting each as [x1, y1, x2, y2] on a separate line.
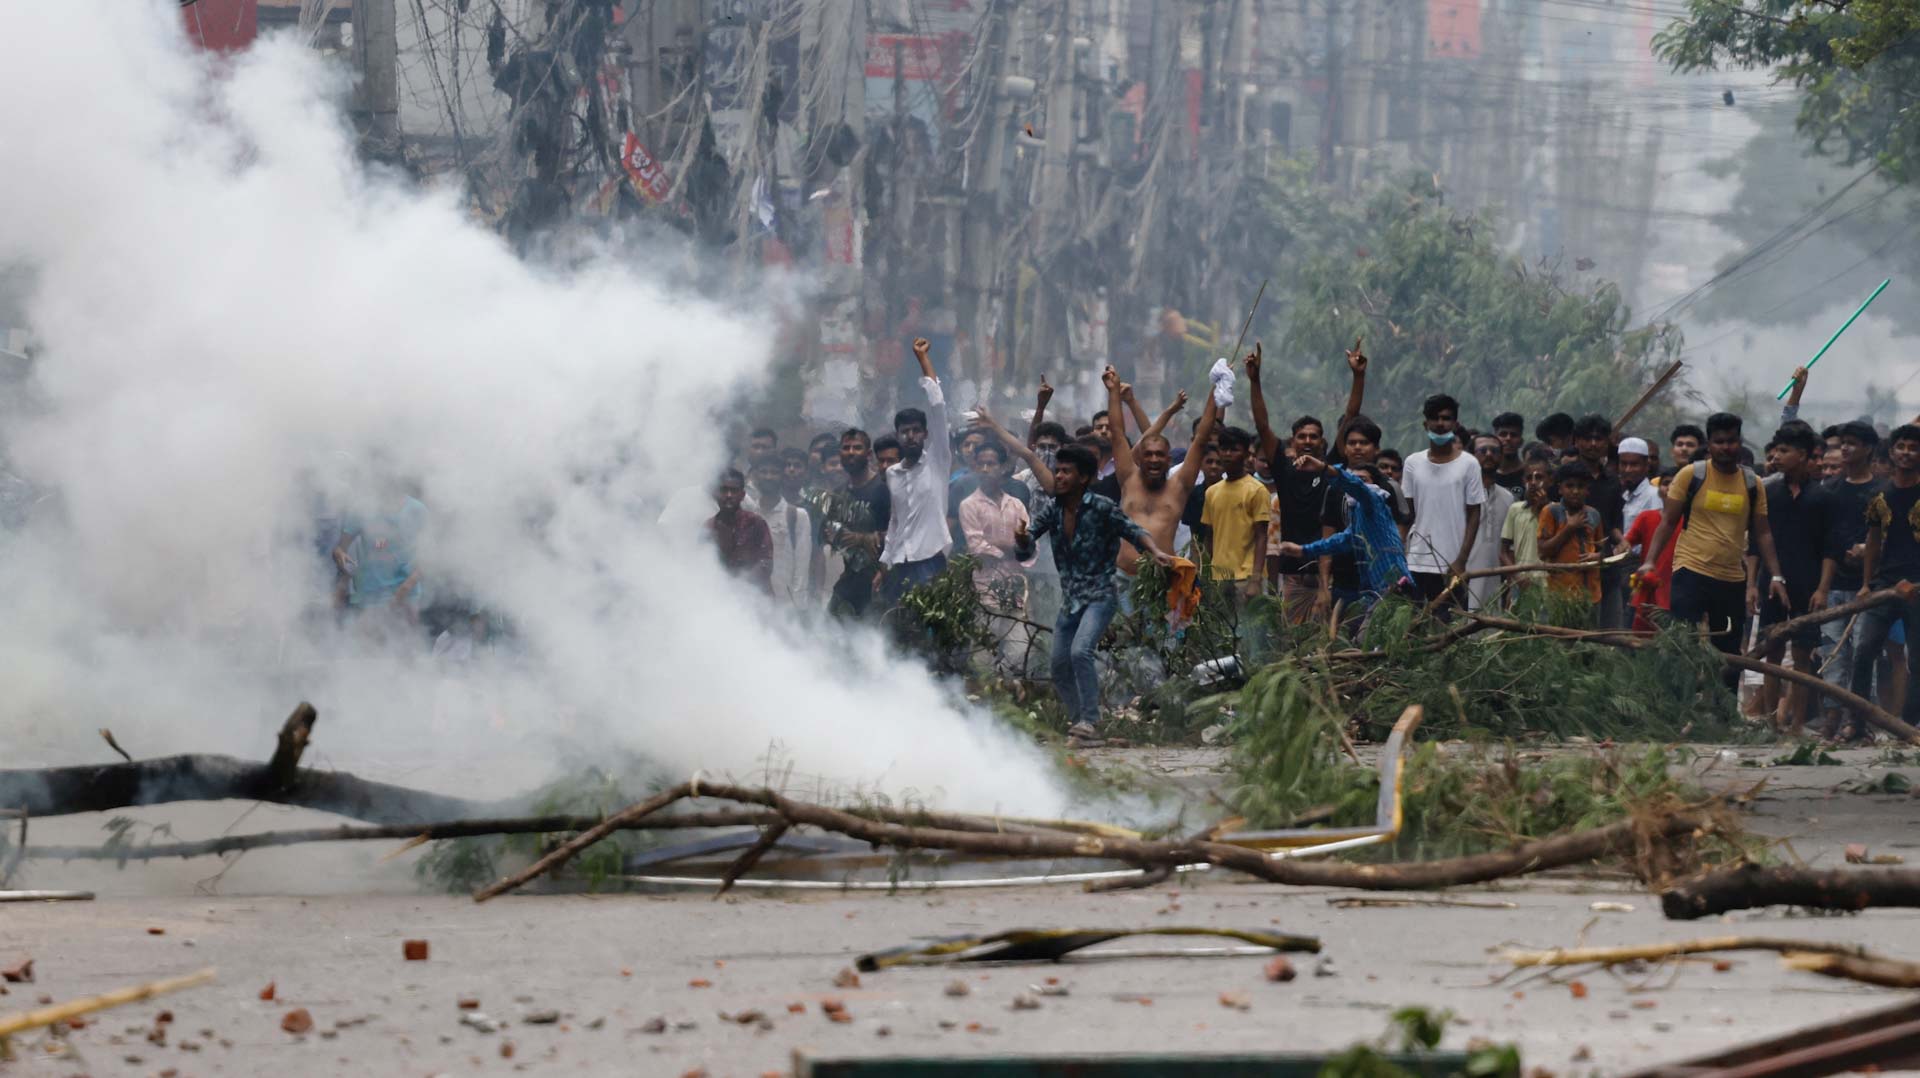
[18, 809, 788, 863]
[0, 753, 491, 824]
[1613, 358, 1685, 435]
[1783, 951, 1920, 989]
[1459, 553, 1633, 582]
[1746, 584, 1911, 658]
[1503, 936, 1874, 969]
[1663, 862, 1920, 920]
[473, 779, 1715, 902]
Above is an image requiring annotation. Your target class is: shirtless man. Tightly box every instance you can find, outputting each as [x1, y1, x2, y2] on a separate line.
[1103, 365, 1219, 573]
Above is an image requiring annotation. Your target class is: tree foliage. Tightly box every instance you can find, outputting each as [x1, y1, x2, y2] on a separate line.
[1264, 175, 1685, 448]
[1657, 0, 1920, 184]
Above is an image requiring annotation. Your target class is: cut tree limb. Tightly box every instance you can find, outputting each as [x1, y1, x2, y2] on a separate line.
[1746, 584, 1912, 658]
[713, 821, 789, 898]
[1663, 862, 1920, 920]
[0, 753, 490, 824]
[19, 810, 787, 863]
[473, 779, 1714, 902]
[1612, 358, 1685, 434]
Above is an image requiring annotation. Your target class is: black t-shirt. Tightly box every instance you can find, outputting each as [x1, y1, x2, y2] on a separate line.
[1492, 466, 1527, 500]
[1871, 481, 1920, 588]
[829, 473, 893, 608]
[1825, 475, 1887, 592]
[1273, 456, 1331, 574]
[1755, 475, 1832, 602]
[1586, 471, 1623, 534]
[1091, 474, 1123, 503]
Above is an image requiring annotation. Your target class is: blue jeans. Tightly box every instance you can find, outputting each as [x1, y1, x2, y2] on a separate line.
[879, 553, 947, 610]
[1851, 598, 1920, 726]
[1052, 594, 1119, 727]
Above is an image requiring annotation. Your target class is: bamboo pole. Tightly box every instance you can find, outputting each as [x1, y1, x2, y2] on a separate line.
[0, 968, 215, 1042]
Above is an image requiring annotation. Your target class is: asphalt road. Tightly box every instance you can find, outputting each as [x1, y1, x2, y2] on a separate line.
[1, 743, 1916, 1077]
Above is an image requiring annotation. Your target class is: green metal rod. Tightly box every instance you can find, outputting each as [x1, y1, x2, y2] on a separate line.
[1777, 277, 1891, 400]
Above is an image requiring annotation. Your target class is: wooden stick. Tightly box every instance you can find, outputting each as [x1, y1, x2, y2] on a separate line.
[1504, 936, 1873, 969]
[1460, 552, 1632, 581]
[1784, 951, 1920, 989]
[714, 821, 790, 898]
[474, 782, 696, 901]
[1746, 584, 1911, 658]
[1613, 358, 1684, 434]
[98, 729, 133, 764]
[0, 968, 215, 1040]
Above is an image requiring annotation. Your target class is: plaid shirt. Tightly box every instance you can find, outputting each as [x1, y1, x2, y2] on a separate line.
[1016, 492, 1151, 613]
[1302, 466, 1408, 597]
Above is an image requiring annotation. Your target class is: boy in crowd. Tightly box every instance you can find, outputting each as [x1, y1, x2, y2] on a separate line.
[1247, 342, 1367, 620]
[1377, 449, 1404, 485]
[706, 468, 773, 594]
[1537, 460, 1610, 607]
[1401, 394, 1486, 609]
[821, 428, 891, 618]
[1277, 458, 1408, 614]
[1815, 420, 1885, 735]
[1501, 459, 1552, 593]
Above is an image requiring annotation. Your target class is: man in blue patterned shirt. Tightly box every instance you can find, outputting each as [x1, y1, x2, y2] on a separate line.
[1277, 457, 1409, 609]
[1013, 443, 1175, 743]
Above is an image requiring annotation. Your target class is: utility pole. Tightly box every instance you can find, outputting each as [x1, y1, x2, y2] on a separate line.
[350, 0, 399, 153]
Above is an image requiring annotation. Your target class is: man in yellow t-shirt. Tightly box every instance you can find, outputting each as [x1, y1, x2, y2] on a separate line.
[1201, 426, 1270, 592]
[1637, 412, 1789, 683]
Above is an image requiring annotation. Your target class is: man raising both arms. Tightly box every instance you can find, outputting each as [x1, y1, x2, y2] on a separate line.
[1102, 366, 1217, 575]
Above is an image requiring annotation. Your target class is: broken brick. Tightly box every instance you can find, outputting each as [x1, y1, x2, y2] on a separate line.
[1, 958, 32, 983]
[833, 968, 861, 989]
[1569, 981, 1588, 1000]
[402, 940, 429, 961]
[687, 978, 712, 989]
[1847, 843, 1870, 864]
[457, 998, 480, 1010]
[146, 927, 166, 936]
[1263, 957, 1297, 983]
[258, 982, 276, 1001]
[786, 1002, 806, 1014]
[281, 1009, 314, 1035]
[1218, 991, 1251, 1011]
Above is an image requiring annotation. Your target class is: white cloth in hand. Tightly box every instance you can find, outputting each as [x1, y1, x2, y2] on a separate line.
[1209, 357, 1236, 409]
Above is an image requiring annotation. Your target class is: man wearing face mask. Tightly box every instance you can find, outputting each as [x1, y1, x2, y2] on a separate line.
[1401, 393, 1485, 609]
[878, 338, 950, 610]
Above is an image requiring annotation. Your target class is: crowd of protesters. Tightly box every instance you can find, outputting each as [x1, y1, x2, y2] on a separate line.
[699, 338, 1920, 747]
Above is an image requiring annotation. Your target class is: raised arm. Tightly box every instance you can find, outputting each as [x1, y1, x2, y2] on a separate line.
[1782, 365, 1809, 422]
[1342, 338, 1367, 425]
[1026, 374, 1053, 447]
[1120, 382, 1152, 445]
[913, 338, 951, 479]
[1104, 366, 1134, 483]
[1145, 389, 1188, 445]
[1244, 342, 1282, 462]
[974, 407, 1053, 494]
[1171, 393, 1216, 487]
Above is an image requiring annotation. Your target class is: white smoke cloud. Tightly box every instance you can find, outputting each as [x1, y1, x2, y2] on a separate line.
[0, 3, 1065, 816]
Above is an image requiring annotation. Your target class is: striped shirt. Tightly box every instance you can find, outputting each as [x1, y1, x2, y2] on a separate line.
[1300, 466, 1408, 597]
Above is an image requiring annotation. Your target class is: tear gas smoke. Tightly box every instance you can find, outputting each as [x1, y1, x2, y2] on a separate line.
[0, 3, 1066, 817]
